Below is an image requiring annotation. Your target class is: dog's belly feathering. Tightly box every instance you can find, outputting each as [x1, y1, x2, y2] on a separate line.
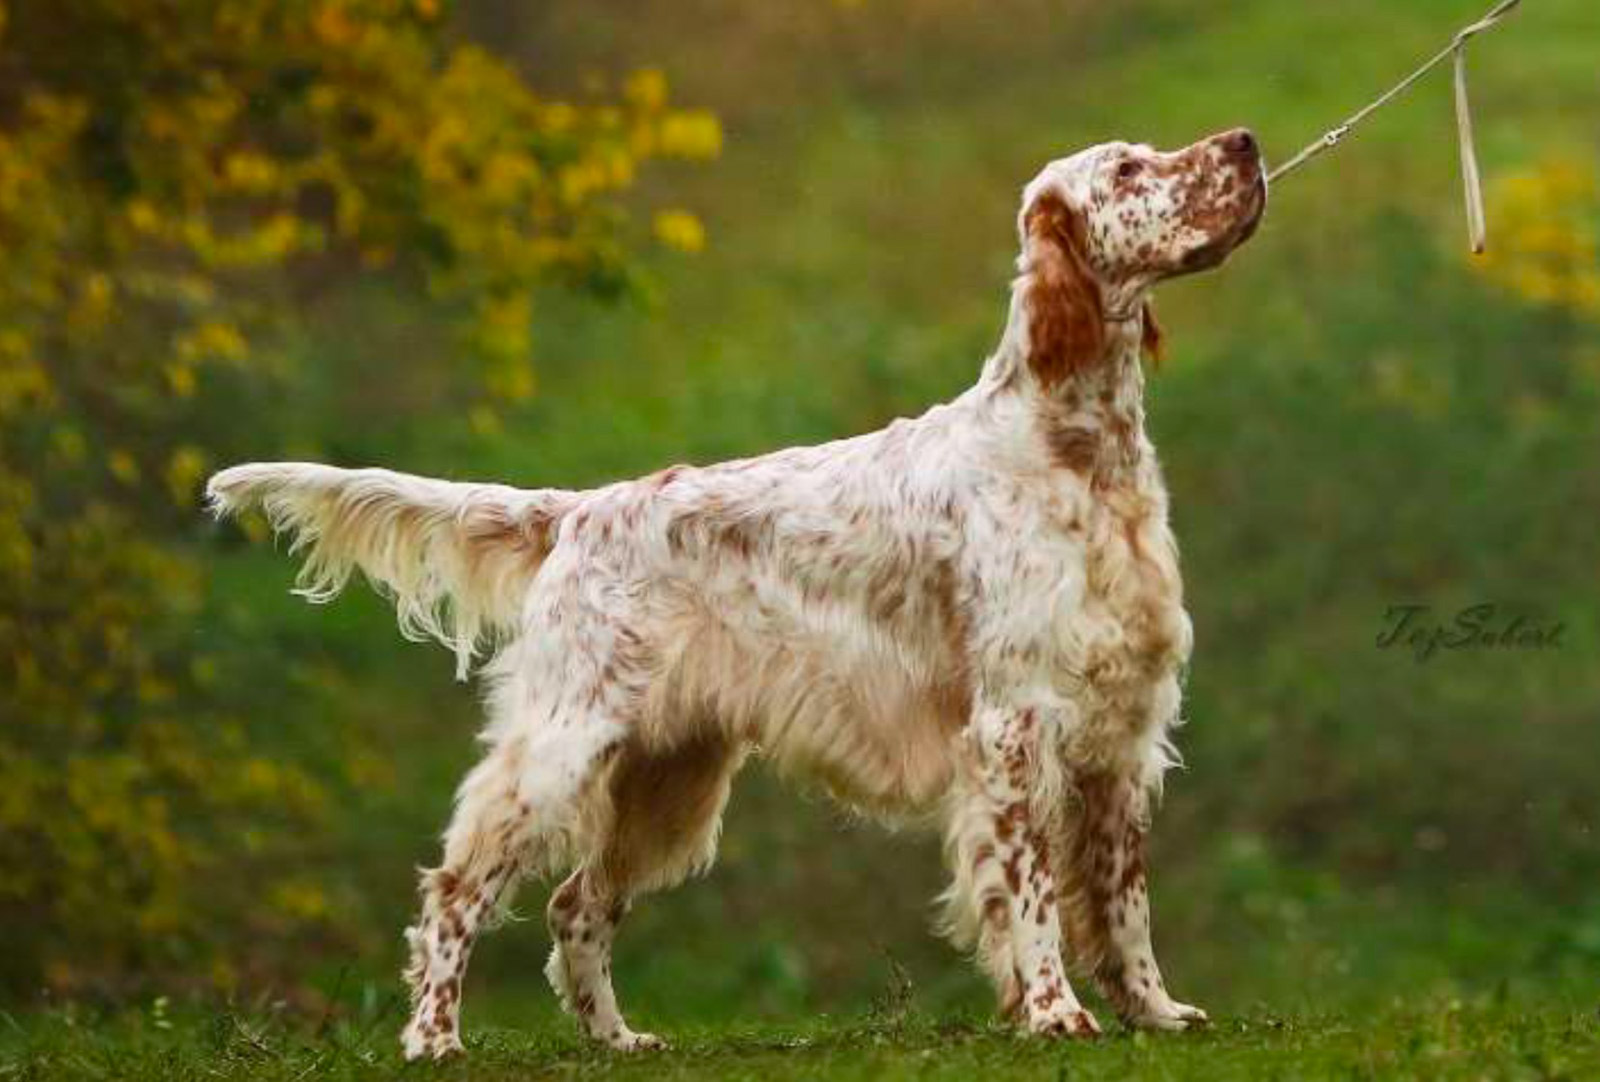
[633, 555, 968, 816]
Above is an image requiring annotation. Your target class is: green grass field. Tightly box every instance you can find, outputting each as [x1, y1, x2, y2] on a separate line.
[7, 1001, 1598, 1081]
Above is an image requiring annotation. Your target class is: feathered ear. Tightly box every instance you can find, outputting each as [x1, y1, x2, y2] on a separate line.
[1023, 192, 1106, 390]
[1140, 299, 1164, 364]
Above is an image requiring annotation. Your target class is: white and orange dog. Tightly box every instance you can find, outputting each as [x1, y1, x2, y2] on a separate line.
[209, 129, 1265, 1057]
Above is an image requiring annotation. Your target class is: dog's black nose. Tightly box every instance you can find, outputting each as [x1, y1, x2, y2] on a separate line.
[1222, 128, 1257, 157]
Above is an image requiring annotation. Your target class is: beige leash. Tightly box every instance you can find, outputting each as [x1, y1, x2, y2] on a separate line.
[1267, 0, 1524, 253]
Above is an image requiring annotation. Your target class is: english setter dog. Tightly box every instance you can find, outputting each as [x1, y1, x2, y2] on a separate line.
[208, 128, 1265, 1057]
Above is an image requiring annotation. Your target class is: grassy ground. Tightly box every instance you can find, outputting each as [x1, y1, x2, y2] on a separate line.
[6, 1001, 1598, 1081]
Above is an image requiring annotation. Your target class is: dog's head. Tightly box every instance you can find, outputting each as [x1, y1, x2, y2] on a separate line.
[1017, 129, 1265, 385]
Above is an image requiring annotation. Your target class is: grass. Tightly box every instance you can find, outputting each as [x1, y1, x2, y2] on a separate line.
[6, 1001, 1597, 1081]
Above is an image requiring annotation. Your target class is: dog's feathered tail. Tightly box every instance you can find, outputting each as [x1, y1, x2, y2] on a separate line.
[207, 462, 577, 678]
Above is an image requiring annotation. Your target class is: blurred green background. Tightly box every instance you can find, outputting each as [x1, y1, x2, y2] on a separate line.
[3, 0, 1597, 1029]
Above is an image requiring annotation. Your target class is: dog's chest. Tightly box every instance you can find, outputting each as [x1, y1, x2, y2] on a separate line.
[1070, 477, 1190, 680]
[1012, 468, 1189, 693]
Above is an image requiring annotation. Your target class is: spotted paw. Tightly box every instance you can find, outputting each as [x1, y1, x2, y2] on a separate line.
[1028, 1007, 1102, 1039]
[400, 1024, 464, 1061]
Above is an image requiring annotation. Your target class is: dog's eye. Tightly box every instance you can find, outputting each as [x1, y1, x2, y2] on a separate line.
[1116, 159, 1143, 180]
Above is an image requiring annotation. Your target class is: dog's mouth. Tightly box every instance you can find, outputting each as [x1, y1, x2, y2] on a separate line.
[1175, 176, 1267, 274]
[1235, 174, 1268, 243]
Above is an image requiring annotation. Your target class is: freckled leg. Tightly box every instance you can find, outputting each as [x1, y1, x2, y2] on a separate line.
[950, 705, 1100, 1038]
[400, 837, 521, 1059]
[400, 712, 626, 1060]
[544, 871, 662, 1051]
[1063, 770, 1207, 1031]
[544, 735, 742, 1052]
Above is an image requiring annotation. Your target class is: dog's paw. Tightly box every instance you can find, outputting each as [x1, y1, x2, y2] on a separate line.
[603, 1027, 669, 1052]
[1027, 1007, 1102, 1040]
[400, 1024, 464, 1061]
[1125, 999, 1209, 1032]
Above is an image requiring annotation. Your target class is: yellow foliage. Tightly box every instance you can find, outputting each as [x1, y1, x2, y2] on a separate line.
[0, 0, 716, 995]
[1475, 158, 1600, 320]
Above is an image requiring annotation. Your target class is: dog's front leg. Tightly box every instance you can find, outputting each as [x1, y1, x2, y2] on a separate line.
[951, 699, 1100, 1038]
[1064, 766, 1208, 1031]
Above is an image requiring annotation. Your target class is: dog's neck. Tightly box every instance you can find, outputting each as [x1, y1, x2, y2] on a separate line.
[1035, 317, 1150, 484]
[978, 302, 1152, 485]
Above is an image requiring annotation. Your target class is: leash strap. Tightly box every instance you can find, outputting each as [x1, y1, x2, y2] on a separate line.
[1454, 39, 1487, 253]
[1267, 0, 1522, 253]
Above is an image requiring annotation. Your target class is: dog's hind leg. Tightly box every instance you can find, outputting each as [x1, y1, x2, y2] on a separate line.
[545, 733, 744, 1051]
[400, 704, 628, 1060]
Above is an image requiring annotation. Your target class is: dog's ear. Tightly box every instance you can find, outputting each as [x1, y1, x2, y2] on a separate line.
[1140, 299, 1163, 364]
[1023, 192, 1106, 390]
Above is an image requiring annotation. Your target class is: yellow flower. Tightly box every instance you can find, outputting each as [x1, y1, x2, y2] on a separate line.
[312, 2, 356, 47]
[165, 446, 207, 506]
[176, 320, 248, 363]
[126, 199, 162, 234]
[108, 449, 140, 484]
[654, 208, 706, 253]
[82, 272, 113, 312]
[165, 363, 196, 398]
[542, 102, 576, 133]
[656, 111, 726, 159]
[624, 68, 669, 112]
[222, 151, 277, 192]
[658, 110, 723, 160]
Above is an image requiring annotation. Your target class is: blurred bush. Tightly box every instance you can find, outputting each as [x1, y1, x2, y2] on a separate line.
[0, 0, 716, 996]
[1476, 158, 1600, 318]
